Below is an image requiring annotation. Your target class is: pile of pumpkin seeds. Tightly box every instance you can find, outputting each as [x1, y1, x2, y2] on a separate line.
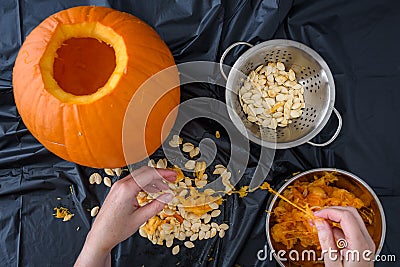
[138, 135, 234, 254]
[238, 61, 305, 129]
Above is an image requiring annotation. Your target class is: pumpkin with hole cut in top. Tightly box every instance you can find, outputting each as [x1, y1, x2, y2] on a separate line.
[13, 6, 180, 168]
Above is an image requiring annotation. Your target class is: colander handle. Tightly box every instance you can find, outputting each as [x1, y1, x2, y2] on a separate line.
[219, 42, 254, 80]
[307, 107, 343, 147]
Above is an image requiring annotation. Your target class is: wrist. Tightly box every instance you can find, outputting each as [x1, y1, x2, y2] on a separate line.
[75, 233, 111, 267]
[85, 230, 113, 255]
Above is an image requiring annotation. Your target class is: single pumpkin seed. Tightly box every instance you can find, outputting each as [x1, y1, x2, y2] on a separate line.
[204, 231, 211, 239]
[94, 173, 102, 184]
[182, 142, 194, 152]
[208, 202, 219, 210]
[219, 223, 229, 231]
[172, 245, 180, 255]
[139, 228, 147, 238]
[168, 140, 180, 147]
[199, 230, 206, 240]
[113, 168, 123, 176]
[104, 177, 112, 187]
[291, 102, 302, 110]
[203, 188, 215, 195]
[213, 167, 226, 175]
[288, 69, 296, 81]
[219, 229, 225, 238]
[104, 168, 114, 176]
[190, 233, 199, 241]
[276, 62, 285, 71]
[166, 239, 173, 248]
[157, 159, 167, 169]
[211, 210, 221, 218]
[185, 160, 196, 170]
[203, 214, 212, 224]
[290, 110, 301, 118]
[184, 241, 195, 248]
[90, 206, 99, 217]
[189, 147, 200, 158]
[195, 180, 207, 188]
[210, 227, 217, 238]
[292, 83, 302, 90]
[148, 159, 156, 167]
[89, 173, 96, 184]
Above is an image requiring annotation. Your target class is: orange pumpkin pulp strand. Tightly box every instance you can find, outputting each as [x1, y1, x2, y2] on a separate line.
[262, 181, 313, 217]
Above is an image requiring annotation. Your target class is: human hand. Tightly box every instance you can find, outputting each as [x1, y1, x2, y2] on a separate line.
[314, 206, 376, 267]
[75, 166, 176, 267]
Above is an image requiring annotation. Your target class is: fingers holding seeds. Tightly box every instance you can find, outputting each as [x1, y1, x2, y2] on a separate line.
[120, 167, 177, 194]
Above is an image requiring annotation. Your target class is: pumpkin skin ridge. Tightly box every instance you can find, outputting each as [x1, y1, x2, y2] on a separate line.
[72, 104, 100, 167]
[122, 64, 180, 163]
[13, 6, 180, 168]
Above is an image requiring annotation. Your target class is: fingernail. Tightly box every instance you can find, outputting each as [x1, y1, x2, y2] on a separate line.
[308, 219, 314, 227]
[313, 210, 321, 216]
[158, 193, 174, 203]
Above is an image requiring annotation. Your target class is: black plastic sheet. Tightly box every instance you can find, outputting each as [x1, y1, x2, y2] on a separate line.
[1, 0, 399, 266]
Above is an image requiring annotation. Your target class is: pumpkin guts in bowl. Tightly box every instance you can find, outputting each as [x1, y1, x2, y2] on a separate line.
[270, 172, 373, 250]
[265, 169, 385, 267]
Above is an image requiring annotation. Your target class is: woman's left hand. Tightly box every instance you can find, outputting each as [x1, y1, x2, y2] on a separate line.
[75, 166, 176, 267]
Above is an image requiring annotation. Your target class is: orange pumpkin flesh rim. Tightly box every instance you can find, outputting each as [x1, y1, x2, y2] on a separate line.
[40, 22, 127, 103]
[13, 7, 180, 168]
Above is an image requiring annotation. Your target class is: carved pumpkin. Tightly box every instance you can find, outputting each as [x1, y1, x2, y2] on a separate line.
[13, 6, 180, 168]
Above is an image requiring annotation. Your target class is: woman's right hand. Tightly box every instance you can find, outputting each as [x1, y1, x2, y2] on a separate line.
[314, 206, 375, 267]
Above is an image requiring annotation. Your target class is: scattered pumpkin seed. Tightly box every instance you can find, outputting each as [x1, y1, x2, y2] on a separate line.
[148, 159, 156, 167]
[104, 177, 112, 187]
[219, 229, 225, 238]
[190, 233, 199, 241]
[189, 147, 200, 158]
[113, 168, 123, 176]
[182, 142, 195, 152]
[219, 223, 229, 231]
[104, 168, 114, 176]
[184, 241, 195, 248]
[90, 206, 99, 217]
[172, 245, 180, 255]
[211, 210, 221, 218]
[184, 160, 196, 170]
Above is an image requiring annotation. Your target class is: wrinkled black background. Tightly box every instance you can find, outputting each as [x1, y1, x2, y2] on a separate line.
[1, 0, 399, 266]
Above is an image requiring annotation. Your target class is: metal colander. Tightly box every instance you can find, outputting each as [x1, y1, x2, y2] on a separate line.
[220, 39, 342, 149]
